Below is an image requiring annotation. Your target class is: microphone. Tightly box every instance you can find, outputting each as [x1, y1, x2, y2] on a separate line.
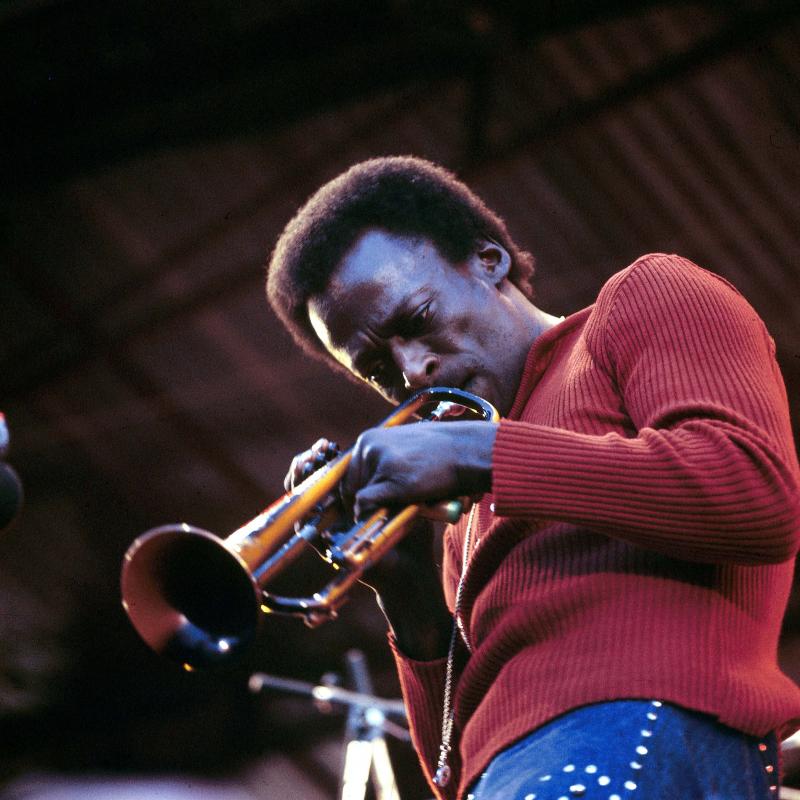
[0, 413, 23, 531]
[0, 412, 8, 458]
[0, 462, 23, 530]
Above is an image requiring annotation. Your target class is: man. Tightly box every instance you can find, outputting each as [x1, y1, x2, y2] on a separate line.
[266, 156, 800, 799]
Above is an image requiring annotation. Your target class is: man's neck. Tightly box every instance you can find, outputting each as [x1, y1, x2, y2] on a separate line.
[503, 281, 564, 354]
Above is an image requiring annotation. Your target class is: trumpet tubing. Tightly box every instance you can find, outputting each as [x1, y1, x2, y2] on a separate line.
[121, 387, 499, 668]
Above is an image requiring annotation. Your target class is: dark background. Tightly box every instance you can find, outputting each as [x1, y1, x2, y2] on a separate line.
[1, 1, 800, 797]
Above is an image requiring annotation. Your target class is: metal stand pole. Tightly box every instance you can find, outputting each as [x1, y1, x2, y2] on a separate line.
[339, 649, 400, 800]
[249, 650, 407, 800]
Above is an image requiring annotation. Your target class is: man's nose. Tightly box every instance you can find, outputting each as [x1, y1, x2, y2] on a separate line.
[391, 340, 440, 390]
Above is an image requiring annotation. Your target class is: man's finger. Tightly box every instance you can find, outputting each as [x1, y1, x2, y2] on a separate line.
[353, 479, 406, 520]
[284, 438, 335, 492]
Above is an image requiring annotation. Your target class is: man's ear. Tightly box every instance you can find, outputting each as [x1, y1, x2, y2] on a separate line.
[471, 238, 511, 285]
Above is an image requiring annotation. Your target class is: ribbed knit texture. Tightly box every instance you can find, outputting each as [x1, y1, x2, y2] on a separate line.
[391, 254, 800, 800]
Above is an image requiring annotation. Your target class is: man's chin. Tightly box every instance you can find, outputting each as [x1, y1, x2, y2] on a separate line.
[462, 378, 512, 417]
[461, 376, 494, 406]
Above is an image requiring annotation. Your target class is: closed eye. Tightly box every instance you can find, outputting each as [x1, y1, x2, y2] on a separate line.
[365, 358, 394, 388]
[367, 364, 387, 386]
[400, 302, 431, 337]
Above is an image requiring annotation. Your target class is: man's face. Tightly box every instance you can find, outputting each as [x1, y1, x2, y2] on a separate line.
[307, 229, 532, 415]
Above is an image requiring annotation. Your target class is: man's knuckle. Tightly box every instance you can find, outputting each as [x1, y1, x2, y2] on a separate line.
[355, 430, 375, 456]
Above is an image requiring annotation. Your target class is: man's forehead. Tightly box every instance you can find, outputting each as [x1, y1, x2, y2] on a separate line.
[331, 229, 425, 289]
[307, 229, 460, 366]
[310, 233, 431, 334]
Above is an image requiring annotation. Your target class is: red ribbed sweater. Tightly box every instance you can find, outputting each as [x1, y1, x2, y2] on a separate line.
[390, 254, 800, 800]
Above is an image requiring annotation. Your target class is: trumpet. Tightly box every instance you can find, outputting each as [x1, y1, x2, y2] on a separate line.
[121, 387, 498, 669]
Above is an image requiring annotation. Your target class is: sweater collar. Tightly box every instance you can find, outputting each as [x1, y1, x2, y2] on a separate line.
[506, 305, 593, 421]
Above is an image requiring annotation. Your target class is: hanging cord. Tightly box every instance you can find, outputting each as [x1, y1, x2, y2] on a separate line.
[433, 503, 478, 788]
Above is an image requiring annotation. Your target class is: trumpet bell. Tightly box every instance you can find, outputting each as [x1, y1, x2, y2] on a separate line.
[121, 524, 260, 668]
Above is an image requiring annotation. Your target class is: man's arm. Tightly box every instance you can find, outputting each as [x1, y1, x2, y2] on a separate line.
[337, 255, 800, 565]
[492, 255, 800, 563]
[362, 519, 455, 660]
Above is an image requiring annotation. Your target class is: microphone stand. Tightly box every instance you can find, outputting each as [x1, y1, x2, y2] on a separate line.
[249, 650, 407, 800]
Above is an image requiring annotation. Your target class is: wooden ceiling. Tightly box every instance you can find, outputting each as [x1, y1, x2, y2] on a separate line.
[1, 1, 799, 797]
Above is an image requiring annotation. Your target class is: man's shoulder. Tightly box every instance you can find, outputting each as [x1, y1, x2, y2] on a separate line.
[582, 253, 761, 362]
[595, 252, 744, 311]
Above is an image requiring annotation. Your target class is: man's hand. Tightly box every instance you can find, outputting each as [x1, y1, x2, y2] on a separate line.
[284, 437, 340, 492]
[282, 421, 496, 658]
[285, 433, 452, 656]
[342, 420, 498, 519]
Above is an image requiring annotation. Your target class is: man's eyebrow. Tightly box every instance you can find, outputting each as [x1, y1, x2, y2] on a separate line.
[374, 288, 429, 336]
[344, 321, 385, 375]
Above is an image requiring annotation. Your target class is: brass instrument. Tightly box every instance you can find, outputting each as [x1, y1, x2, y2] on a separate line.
[121, 387, 498, 669]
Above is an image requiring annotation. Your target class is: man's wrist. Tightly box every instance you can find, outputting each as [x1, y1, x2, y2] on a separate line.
[454, 421, 497, 495]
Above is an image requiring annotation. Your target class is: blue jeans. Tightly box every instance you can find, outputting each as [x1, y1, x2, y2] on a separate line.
[467, 700, 779, 799]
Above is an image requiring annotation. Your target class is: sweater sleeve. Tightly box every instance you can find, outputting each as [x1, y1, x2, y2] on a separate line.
[388, 636, 467, 800]
[387, 528, 470, 800]
[492, 254, 800, 564]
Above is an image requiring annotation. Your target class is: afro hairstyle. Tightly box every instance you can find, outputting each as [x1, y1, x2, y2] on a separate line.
[266, 155, 535, 362]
